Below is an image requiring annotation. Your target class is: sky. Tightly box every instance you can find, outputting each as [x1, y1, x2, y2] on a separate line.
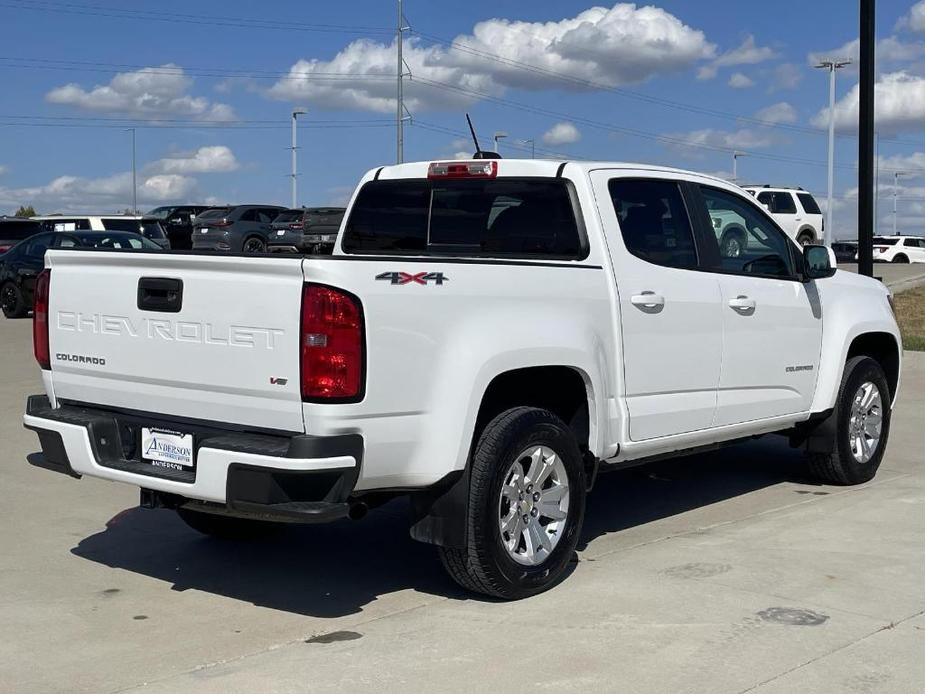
[3, 1, 925, 238]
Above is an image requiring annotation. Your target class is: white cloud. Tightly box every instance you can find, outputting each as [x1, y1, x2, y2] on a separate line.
[877, 151, 925, 177]
[146, 146, 239, 174]
[0, 165, 7, 176]
[46, 64, 236, 120]
[813, 71, 925, 133]
[664, 127, 779, 155]
[771, 63, 802, 91]
[268, 4, 716, 111]
[542, 122, 581, 145]
[808, 37, 925, 72]
[728, 72, 754, 88]
[753, 101, 797, 124]
[698, 35, 776, 79]
[898, 1, 925, 32]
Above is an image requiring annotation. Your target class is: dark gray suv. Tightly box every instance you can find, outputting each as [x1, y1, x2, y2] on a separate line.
[267, 207, 346, 255]
[191, 205, 286, 253]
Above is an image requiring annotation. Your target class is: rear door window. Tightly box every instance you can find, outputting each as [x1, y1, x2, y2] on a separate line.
[343, 178, 584, 258]
[797, 193, 822, 215]
[0, 221, 41, 240]
[607, 178, 698, 270]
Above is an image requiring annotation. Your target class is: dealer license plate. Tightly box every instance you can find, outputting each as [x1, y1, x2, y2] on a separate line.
[140, 427, 195, 471]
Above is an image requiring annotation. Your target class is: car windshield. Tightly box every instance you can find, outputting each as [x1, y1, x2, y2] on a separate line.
[140, 220, 166, 239]
[75, 232, 161, 249]
[275, 210, 303, 223]
[197, 208, 229, 220]
[146, 207, 172, 219]
[873, 237, 900, 246]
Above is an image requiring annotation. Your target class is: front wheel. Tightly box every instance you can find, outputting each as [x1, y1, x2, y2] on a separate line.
[806, 356, 892, 485]
[720, 231, 745, 258]
[1, 282, 27, 319]
[892, 254, 910, 264]
[438, 407, 586, 599]
[797, 232, 816, 246]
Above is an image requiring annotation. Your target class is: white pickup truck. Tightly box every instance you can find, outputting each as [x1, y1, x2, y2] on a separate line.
[24, 159, 901, 599]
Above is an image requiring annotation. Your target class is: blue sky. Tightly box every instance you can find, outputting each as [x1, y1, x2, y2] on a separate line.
[3, 0, 925, 237]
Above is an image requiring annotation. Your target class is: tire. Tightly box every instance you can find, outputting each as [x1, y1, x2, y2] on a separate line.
[1, 282, 27, 319]
[176, 507, 282, 540]
[806, 356, 892, 485]
[438, 407, 586, 600]
[796, 231, 816, 246]
[720, 230, 746, 258]
[242, 236, 266, 254]
[892, 254, 910, 264]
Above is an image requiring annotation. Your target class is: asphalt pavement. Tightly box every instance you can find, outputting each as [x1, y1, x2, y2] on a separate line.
[838, 262, 925, 292]
[1, 316, 923, 693]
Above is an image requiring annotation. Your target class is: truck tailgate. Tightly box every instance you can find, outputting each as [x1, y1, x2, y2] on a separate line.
[45, 251, 306, 432]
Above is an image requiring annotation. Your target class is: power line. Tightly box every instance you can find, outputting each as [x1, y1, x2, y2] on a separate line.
[0, 0, 393, 34]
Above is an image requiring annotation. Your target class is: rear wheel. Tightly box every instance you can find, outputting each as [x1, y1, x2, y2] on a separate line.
[176, 507, 282, 540]
[242, 236, 266, 254]
[1, 282, 26, 319]
[438, 407, 586, 599]
[806, 356, 892, 485]
[796, 231, 816, 246]
[720, 230, 746, 258]
[892, 254, 910, 263]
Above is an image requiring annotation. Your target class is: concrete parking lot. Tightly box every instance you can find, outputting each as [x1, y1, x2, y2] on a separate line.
[1, 317, 923, 693]
[838, 262, 925, 293]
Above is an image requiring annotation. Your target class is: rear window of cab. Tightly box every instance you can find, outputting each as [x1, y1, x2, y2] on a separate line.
[342, 178, 586, 259]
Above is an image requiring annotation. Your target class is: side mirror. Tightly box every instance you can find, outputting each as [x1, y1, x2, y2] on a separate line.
[803, 244, 837, 280]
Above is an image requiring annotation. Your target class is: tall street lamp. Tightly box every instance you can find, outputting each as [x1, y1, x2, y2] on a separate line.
[519, 138, 535, 159]
[291, 109, 306, 208]
[732, 151, 747, 182]
[125, 128, 136, 214]
[493, 131, 508, 154]
[893, 171, 908, 236]
[815, 58, 851, 246]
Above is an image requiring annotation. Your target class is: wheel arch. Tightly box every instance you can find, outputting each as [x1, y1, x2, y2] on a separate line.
[796, 226, 817, 242]
[846, 332, 900, 402]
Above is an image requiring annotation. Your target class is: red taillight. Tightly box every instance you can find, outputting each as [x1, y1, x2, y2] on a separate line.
[33, 269, 51, 370]
[0, 244, 12, 254]
[428, 160, 498, 179]
[209, 219, 231, 227]
[289, 223, 303, 230]
[300, 284, 363, 400]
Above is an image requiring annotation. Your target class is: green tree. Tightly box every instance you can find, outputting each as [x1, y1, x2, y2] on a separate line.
[14, 205, 36, 217]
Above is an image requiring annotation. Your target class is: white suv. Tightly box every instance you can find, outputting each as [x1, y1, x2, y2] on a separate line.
[867, 235, 925, 263]
[742, 186, 823, 247]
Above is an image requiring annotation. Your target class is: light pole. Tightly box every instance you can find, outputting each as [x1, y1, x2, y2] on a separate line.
[893, 171, 908, 236]
[815, 58, 851, 246]
[493, 131, 508, 154]
[519, 139, 535, 159]
[291, 109, 306, 208]
[125, 128, 136, 214]
[732, 151, 747, 182]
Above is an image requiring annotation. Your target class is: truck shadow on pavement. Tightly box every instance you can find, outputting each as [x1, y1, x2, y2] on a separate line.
[71, 436, 814, 617]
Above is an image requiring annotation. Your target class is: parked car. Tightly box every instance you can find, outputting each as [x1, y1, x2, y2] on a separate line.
[831, 240, 859, 263]
[267, 207, 346, 254]
[0, 217, 42, 255]
[742, 186, 823, 247]
[191, 205, 287, 253]
[32, 215, 170, 249]
[1, 230, 160, 318]
[146, 205, 210, 250]
[24, 159, 900, 600]
[860, 235, 925, 263]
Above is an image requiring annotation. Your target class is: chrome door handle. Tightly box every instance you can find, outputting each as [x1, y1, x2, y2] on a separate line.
[630, 291, 665, 308]
[728, 295, 756, 312]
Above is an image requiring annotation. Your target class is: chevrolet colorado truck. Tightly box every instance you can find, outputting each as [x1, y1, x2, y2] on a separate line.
[23, 159, 901, 599]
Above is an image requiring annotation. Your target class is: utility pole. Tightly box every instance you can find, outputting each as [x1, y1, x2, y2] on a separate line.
[893, 171, 907, 236]
[519, 139, 535, 159]
[732, 151, 747, 182]
[814, 58, 851, 246]
[291, 109, 306, 208]
[857, 0, 875, 277]
[493, 132, 508, 154]
[396, 0, 410, 164]
[125, 128, 136, 214]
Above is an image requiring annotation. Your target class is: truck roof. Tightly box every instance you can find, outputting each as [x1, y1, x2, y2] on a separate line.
[372, 159, 734, 187]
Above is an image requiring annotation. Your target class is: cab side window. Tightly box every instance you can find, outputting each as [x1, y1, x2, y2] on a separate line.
[608, 179, 698, 270]
[700, 186, 796, 278]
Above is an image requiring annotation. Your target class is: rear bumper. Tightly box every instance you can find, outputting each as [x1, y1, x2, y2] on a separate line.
[23, 395, 363, 522]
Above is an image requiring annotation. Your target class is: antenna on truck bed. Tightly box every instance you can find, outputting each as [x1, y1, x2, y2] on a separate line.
[466, 113, 501, 160]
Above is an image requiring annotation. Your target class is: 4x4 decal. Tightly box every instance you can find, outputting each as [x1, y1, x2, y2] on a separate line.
[376, 271, 449, 286]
